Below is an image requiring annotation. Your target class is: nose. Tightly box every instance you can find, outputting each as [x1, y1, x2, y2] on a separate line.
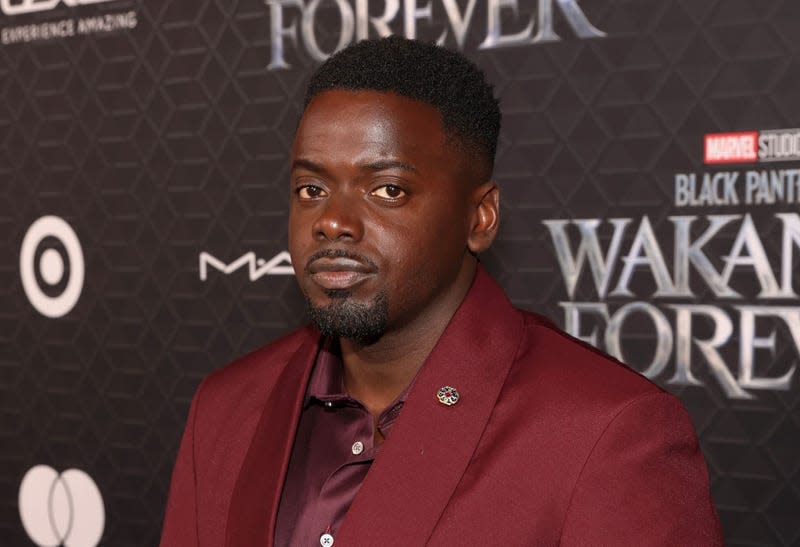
[312, 193, 364, 242]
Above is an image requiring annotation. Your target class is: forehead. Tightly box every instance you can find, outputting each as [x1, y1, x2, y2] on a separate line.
[292, 90, 449, 163]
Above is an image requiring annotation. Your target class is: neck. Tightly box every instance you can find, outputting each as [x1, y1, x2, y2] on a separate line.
[340, 259, 478, 418]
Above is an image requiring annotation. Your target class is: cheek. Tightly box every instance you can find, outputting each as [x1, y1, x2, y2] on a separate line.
[384, 221, 459, 279]
[287, 207, 297, 238]
[287, 219, 309, 271]
[287, 208, 310, 247]
[421, 200, 471, 251]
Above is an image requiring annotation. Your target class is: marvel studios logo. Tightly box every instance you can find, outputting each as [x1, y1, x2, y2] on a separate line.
[704, 129, 800, 164]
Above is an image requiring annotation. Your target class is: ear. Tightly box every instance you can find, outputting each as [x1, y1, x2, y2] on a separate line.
[467, 181, 500, 254]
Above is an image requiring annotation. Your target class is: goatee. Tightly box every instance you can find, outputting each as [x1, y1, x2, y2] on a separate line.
[306, 290, 388, 344]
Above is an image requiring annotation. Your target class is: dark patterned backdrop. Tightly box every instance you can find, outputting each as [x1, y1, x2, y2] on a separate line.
[1, 0, 798, 545]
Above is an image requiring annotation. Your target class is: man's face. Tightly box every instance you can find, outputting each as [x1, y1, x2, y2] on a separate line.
[288, 89, 492, 342]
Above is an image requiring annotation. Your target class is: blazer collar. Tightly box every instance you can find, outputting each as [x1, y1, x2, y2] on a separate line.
[334, 266, 524, 545]
[225, 327, 320, 547]
[225, 266, 524, 547]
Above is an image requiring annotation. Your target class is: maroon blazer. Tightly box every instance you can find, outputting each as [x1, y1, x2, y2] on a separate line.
[160, 269, 723, 546]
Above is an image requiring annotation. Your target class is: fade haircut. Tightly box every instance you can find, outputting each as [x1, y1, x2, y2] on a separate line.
[304, 36, 501, 178]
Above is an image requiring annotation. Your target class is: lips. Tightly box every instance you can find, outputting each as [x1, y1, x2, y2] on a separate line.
[306, 255, 377, 291]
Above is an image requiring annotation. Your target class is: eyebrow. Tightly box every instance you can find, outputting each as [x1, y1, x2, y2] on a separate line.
[291, 158, 326, 173]
[362, 160, 418, 174]
[291, 158, 418, 174]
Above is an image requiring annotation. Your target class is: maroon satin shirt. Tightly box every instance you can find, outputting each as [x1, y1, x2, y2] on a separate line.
[274, 339, 410, 546]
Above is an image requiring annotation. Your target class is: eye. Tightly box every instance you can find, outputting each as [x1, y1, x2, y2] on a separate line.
[296, 185, 327, 199]
[370, 185, 406, 200]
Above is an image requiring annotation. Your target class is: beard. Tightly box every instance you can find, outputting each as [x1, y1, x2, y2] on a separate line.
[306, 289, 388, 344]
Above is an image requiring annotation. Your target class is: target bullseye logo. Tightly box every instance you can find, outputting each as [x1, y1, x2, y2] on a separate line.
[20, 216, 85, 318]
[18, 465, 105, 547]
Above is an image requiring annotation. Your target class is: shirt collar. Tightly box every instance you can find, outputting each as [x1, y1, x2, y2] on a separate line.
[306, 337, 348, 405]
[305, 337, 416, 418]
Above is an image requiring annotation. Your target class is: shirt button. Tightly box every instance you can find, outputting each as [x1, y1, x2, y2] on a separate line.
[351, 441, 364, 455]
[320, 532, 334, 546]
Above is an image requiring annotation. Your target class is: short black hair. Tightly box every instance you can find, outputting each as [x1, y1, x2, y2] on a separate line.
[304, 36, 501, 177]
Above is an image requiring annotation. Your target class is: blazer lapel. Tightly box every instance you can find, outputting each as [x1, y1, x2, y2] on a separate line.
[335, 267, 525, 546]
[225, 327, 320, 547]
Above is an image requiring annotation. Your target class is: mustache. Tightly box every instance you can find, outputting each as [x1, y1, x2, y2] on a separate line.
[304, 248, 378, 272]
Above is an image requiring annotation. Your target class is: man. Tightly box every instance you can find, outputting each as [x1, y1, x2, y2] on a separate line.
[161, 37, 723, 546]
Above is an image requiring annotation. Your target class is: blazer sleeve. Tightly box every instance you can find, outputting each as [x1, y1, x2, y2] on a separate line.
[560, 392, 724, 546]
[159, 380, 205, 547]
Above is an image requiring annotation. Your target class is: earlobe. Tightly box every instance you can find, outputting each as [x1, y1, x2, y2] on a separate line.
[467, 182, 500, 254]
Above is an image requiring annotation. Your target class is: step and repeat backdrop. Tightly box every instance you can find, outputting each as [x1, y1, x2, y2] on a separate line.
[1, 0, 799, 545]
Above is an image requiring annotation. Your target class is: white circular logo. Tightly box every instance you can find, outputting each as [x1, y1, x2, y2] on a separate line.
[20, 216, 85, 318]
[18, 465, 105, 547]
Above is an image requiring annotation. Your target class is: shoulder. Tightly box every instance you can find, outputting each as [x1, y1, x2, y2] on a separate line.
[206, 326, 316, 387]
[502, 311, 720, 535]
[507, 308, 670, 418]
[193, 326, 318, 418]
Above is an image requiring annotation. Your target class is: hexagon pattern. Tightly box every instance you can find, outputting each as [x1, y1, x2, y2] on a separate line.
[1, 0, 798, 545]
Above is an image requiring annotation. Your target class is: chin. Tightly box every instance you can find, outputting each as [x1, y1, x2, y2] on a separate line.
[305, 291, 389, 343]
